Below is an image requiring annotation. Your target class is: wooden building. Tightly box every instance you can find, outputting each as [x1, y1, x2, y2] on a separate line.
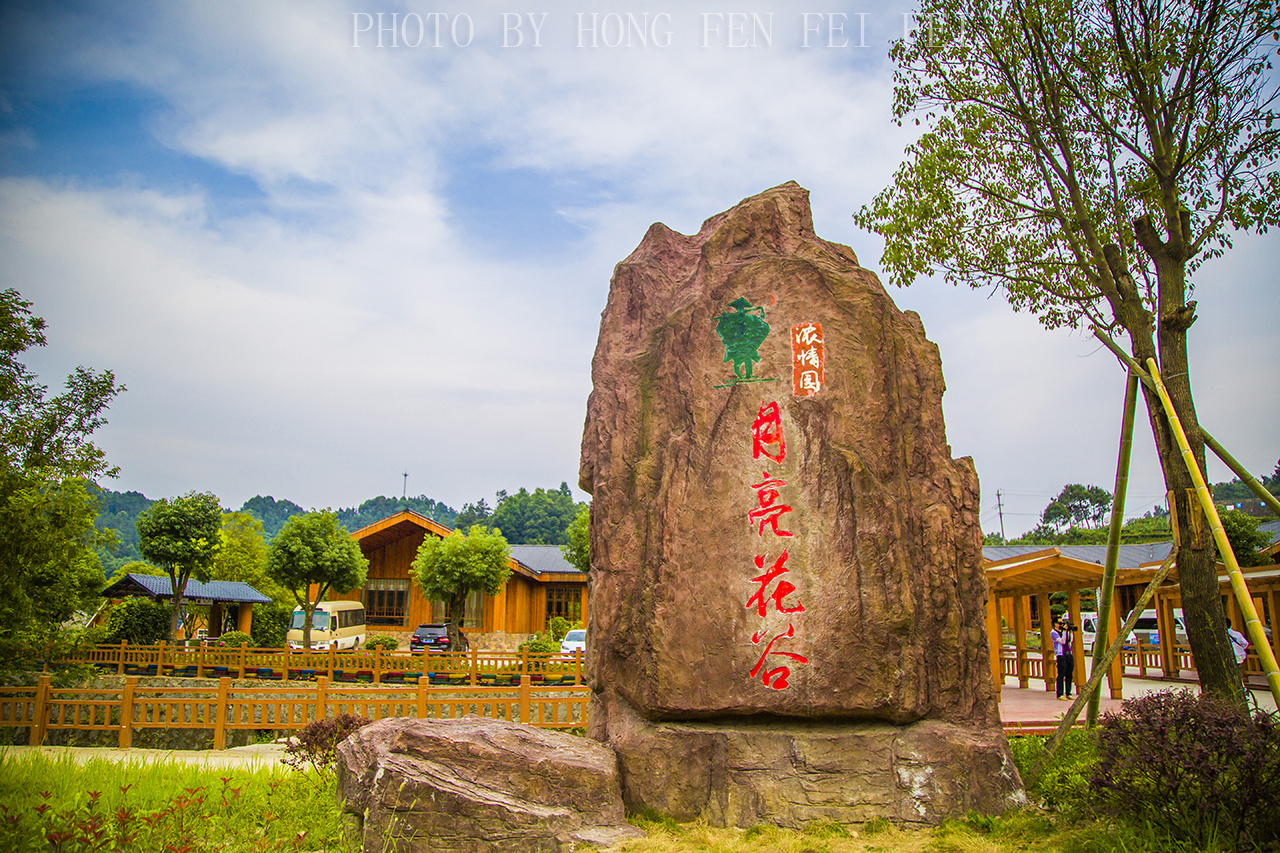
[331, 510, 588, 645]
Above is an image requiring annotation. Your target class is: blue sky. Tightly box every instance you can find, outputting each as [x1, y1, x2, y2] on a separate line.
[1, 1, 1276, 536]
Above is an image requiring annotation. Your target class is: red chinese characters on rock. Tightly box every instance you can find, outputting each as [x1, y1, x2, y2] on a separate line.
[743, 400, 809, 690]
[791, 322, 824, 397]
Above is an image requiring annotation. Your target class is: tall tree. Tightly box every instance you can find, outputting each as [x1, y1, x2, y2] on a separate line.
[1041, 484, 1113, 530]
[561, 504, 591, 573]
[266, 510, 367, 650]
[136, 491, 223, 641]
[0, 289, 121, 662]
[488, 483, 583, 545]
[856, 0, 1280, 703]
[412, 525, 512, 652]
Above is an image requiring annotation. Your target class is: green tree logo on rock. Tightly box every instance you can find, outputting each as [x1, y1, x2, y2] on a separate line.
[715, 297, 773, 384]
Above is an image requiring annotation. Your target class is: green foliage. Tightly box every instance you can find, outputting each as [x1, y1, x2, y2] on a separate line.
[136, 491, 224, 641]
[0, 291, 122, 668]
[0, 751, 358, 852]
[413, 525, 511, 640]
[238, 494, 304, 539]
[488, 483, 583, 545]
[335, 495, 457, 533]
[101, 598, 172, 646]
[1218, 509, 1273, 568]
[281, 713, 371, 776]
[1088, 690, 1280, 851]
[212, 511, 290, 603]
[518, 633, 560, 654]
[453, 498, 491, 530]
[1009, 729, 1097, 812]
[249, 600, 290, 649]
[1005, 512, 1171, 547]
[547, 616, 572, 643]
[561, 503, 590, 572]
[89, 484, 152, 575]
[216, 630, 253, 647]
[1042, 485, 1112, 531]
[266, 511, 367, 650]
[364, 634, 398, 650]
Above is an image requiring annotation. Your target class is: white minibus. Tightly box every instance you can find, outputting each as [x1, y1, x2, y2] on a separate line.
[287, 601, 367, 649]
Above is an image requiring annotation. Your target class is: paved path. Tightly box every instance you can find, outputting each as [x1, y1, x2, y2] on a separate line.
[1, 742, 288, 767]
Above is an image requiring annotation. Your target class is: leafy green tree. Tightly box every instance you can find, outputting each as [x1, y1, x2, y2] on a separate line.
[266, 511, 367, 649]
[855, 0, 1279, 704]
[412, 525, 512, 653]
[136, 491, 224, 641]
[213, 512, 289, 601]
[488, 483, 583, 545]
[453, 498, 492, 531]
[561, 504, 590, 572]
[1042, 484, 1113, 530]
[101, 598, 172, 646]
[240, 495, 305, 539]
[1218, 510, 1273, 569]
[0, 289, 121, 665]
[336, 495, 458, 532]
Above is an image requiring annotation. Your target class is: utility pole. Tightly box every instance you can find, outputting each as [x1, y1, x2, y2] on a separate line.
[993, 484, 1003, 537]
[402, 471, 408, 499]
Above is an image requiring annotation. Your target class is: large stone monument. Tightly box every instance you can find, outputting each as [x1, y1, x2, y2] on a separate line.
[578, 182, 1024, 826]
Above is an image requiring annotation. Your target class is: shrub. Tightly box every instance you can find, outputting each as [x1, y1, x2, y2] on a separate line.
[547, 616, 571, 642]
[364, 635, 398, 650]
[250, 600, 290, 648]
[217, 630, 252, 647]
[518, 633, 559, 654]
[101, 598, 172, 645]
[1008, 728, 1097, 811]
[281, 714, 371, 775]
[1087, 689, 1280, 851]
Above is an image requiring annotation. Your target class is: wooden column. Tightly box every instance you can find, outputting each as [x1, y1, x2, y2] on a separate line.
[1038, 593, 1054, 691]
[119, 676, 137, 749]
[1106, 591, 1124, 699]
[208, 602, 224, 638]
[1012, 593, 1028, 688]
[1069, 589, 1085, 688]
[213, 677, 230, 750]
[986, 595, 1003, 701]
[237, 603, 253, 634]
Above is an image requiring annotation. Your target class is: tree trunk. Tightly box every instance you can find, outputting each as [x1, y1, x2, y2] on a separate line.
[1128, 234, 1244, 705]
[302, 601, 315, 650]
[451, 593, 470, 653]
[169, 572, 187, 643]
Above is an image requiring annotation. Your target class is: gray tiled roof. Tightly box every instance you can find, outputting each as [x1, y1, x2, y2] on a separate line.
[985, 520, 1279, 567]
[508, 545, 583, 576]
[102, 573, 272, 604]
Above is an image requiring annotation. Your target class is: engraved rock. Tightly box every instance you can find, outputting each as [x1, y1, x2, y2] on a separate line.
[578, 181, 1024, 824]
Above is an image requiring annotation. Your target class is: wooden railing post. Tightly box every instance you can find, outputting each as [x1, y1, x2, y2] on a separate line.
[157, 640, 166, 675]
[373, 647, 381, 684]
[519, 675, 531, 725]
[328, 645, 335, 680]
[575, 649, 582, 685]
[117, 640, 127, 675]
[30, 675, 51, 746]
[470, 649, 478, 686]
[120, 676, 137, 749]
[239, 643, 247, 677]
[213, 676, 230, 749]
[416, 676, 428, 721]
[315, 676, 328, 723]
[521, 647, 529, 677]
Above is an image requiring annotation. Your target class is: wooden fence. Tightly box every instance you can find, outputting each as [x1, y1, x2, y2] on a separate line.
[58, 642, 584, 685]
[0, 675, 589, 749]
[1000, 641, 1205, 682]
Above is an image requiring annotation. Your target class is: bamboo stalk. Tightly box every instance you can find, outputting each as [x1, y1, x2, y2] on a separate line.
[1145, 358, 1280, 706]
[1088, 369, 1139, 728]
[1202, 430, 1280, 517]
[1024, 547, 1178, 786]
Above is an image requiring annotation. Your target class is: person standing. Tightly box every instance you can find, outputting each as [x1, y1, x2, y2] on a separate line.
[1051, 617, 1075, 701]
[1227, 619, 1250, 680]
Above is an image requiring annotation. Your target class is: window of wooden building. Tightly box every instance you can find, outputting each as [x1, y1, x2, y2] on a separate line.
[430, 591, 483, 629]
[365, 579, 410, 626]
[546, 585, 582, 623]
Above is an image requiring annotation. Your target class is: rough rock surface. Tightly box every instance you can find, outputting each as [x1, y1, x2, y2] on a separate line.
[578, 182, 1024, 824]
[336, 717, 644, 852]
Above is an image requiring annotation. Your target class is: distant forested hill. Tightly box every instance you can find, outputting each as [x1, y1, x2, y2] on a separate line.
[90, 487, 458, 577]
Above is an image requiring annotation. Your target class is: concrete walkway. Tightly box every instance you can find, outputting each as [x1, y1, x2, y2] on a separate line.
[1, 741, 288, 767]
[998, 673, 1277, 733]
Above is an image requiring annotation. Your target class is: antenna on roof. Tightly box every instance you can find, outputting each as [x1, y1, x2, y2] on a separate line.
[402, 470, 409, 500]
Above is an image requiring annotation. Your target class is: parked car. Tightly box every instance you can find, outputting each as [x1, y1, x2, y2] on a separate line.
[560, 629, 586, 655]
[410, 623, 454, 652]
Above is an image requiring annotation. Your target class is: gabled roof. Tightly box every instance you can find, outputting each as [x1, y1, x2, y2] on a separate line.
[984, 547, 1170, 596]
[349, 509, 454, 551]
[508, 545, 584, 577]
[984, 542, 1173, 567]
[102, 573, 272, 605]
